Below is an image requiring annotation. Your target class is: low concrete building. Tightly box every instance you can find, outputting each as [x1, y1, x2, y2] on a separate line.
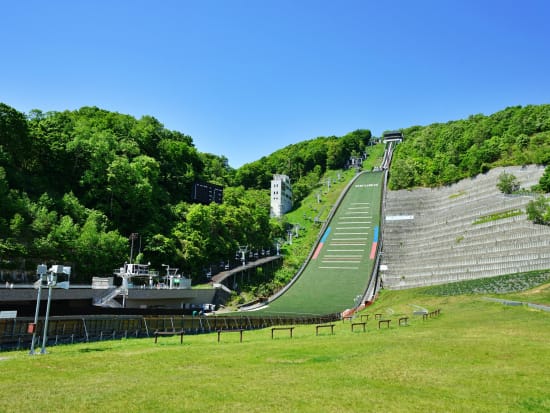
[270, 174, 293, 217]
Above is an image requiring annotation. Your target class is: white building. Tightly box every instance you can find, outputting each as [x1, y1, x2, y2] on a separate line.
[270, 174, 293, 217]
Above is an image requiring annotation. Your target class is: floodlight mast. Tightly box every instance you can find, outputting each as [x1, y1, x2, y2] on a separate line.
[129, 233, 139, 263]
[40, 272, 56, 354]
[29, 264, 47, 355]
[30, 264, 71, 355]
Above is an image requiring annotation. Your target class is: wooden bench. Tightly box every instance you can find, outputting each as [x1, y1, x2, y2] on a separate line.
[374, 313, 383, 320]
[378, 319, 391, 329]
[360, 314, 370, 321]
[153, 329, 184, 344]
[423, 309, 441, 320]
[217, 329, 244, 343]
[271, 326, 295, 339]
[315, 324, 335, 335]
[342, 316, 353, 322]
[398, 317, 409, 326]
[351, 322, 366, 332]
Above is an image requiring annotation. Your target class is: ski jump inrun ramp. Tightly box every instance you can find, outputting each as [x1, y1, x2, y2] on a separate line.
[246, 170, 385, 316]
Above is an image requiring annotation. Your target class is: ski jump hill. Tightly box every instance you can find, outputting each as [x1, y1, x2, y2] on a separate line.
[242, 162, 550, 317]
[244, 170, 385, 316]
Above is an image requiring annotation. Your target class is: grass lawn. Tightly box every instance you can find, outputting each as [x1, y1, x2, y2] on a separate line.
[1, 285, 549, 413]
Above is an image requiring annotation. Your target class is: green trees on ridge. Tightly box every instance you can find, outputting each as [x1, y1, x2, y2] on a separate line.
[389, 105, 550, 189]
[2, 100, 548, 284]
[0, 103, 370, 282]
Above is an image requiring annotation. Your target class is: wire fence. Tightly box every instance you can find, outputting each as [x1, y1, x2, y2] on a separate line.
[0, 312, 342, 352]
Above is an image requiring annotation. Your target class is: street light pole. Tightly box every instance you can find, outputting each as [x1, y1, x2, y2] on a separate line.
[29, 264, 47, 355]
[29, 265, 70, 355]
[129, 233, 138, 263]
[40, 273, 55, 354]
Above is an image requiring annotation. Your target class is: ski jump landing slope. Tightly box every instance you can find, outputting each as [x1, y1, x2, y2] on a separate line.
[258, 171, 385, 316]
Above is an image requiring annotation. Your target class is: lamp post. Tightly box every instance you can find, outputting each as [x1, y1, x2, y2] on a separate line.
[30, 264, 70, 355]
[40, 272, 56, 354]
[29, 264, 47, 355]
[41, 265, 70, 354]
[129, 233, 138, 263]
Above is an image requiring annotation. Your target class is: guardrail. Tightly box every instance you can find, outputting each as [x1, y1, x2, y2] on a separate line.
[0, 312, 341, 352]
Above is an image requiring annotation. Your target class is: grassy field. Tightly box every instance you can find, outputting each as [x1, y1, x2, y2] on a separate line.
[1, 284, 549, 413]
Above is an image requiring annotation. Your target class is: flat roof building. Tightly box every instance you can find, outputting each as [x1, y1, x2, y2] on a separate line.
[382, 131, 404, 143]
[270, 174, 292, 217]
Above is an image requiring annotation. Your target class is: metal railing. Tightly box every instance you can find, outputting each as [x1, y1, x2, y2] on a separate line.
[0, 312, 342, 352]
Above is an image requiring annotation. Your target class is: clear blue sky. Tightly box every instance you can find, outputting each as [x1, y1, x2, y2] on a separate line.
[2, 0, 549, 168]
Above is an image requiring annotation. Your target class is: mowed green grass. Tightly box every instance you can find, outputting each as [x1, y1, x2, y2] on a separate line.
[1, 286, 549, 413]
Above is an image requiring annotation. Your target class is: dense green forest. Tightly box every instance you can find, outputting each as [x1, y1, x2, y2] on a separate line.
[0, 103, 371, 282]
[2, 102, 549, 287]
[389, 104, 550, 190]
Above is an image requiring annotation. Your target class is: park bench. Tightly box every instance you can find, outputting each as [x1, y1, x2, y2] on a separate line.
[271, 326, 295, 339]
[351, 322, 366, 332]
[153, 329, 184, 344]
[398, 317, 409, 326]
[315, 324, 335, 335]
[217, 329, 244, 343]
[378, 319, 391, 329]
[423, 309, 442, 320]
[374, 313, 383, 320]
[342, 316, 353, 322]
[360, 314, 370, 321]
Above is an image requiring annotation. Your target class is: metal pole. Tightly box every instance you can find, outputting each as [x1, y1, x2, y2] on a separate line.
[29, 279, 43, 355]
[40, 282, 53, 354]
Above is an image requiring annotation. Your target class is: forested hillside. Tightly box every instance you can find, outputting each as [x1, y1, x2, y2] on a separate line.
[0, 103, 371, 282]
[389, 105, 550, 189]
[4, 102, 548, 284]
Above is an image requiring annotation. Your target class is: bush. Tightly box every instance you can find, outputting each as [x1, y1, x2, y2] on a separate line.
[497, 171, 520, 194]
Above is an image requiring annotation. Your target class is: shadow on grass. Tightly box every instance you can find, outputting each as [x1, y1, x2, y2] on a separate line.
[78, 347, 112, 353]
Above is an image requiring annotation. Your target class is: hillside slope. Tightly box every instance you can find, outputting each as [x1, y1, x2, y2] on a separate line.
[381, 165, 550, 289]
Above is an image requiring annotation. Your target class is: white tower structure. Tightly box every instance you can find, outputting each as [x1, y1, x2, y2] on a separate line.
[270, 174, 293, 217]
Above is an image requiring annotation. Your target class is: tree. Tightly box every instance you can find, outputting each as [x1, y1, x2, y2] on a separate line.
[75, 211, 127, 280]
[526, 195, 550, 225]
[539, 166, 550, 193]
[395, 104, 550, 189]
[0, 103, 31, 187]
[326, 139, 346, 170]
[497, 171, 520, 194]
[389, 158, 417, 189]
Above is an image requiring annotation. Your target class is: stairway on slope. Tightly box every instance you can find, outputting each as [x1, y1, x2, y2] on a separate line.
[381, 165, 550, 289]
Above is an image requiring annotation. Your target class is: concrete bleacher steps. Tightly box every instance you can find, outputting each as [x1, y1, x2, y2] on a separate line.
[380, 165, 550, 289]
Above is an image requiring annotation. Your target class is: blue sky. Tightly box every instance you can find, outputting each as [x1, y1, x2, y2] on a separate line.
[2, 0, 549, 168]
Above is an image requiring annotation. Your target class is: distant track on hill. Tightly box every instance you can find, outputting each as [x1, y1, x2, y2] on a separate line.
[244, 170, 385, 316]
